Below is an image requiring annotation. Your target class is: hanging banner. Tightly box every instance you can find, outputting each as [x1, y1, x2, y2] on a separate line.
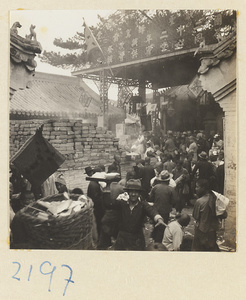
[188, 76, 204, 98]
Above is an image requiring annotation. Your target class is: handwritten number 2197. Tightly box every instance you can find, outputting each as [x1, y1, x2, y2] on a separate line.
[12, 261, 74, 296]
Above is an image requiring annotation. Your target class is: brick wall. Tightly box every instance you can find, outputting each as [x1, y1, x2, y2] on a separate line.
[10, 119, 126, 192]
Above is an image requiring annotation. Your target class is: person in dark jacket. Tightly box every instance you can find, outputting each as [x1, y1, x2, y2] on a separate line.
[192, 179, 227, 251]
[103, 179, 165, 250]
[87, 169, 105, 237]
[172, 160, 190, 212]
[192, 151, 216, 190]
[149, 170, 178, 242]
[138, 157, 155, 201]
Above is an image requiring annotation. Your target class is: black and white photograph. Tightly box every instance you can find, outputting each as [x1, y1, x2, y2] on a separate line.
[9, 9, 237, 253]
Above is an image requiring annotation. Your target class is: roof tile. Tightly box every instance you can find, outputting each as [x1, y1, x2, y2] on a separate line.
[10, 72, 123, 118]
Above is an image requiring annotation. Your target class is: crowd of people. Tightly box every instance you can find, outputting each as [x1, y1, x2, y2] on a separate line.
[9, 130, 227, 251]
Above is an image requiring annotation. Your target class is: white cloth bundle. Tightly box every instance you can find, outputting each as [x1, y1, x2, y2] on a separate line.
[212, 190, 229, 216]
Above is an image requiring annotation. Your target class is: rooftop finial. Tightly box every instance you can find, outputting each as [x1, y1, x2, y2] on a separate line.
[25, 24, 37, 41]
[10, 22, 22, 36]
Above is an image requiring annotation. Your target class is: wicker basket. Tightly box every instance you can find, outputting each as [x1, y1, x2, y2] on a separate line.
[13, 193, 94, 250]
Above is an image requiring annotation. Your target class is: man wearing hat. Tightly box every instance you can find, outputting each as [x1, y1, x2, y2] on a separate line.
[192, 151, 216, 190]
[149, 170, 178, 242]
[84, 166, 94, 177]
[103, 179, 165, 250]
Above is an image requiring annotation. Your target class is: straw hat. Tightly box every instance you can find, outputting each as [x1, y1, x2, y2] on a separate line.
[156, 170, 172, 182]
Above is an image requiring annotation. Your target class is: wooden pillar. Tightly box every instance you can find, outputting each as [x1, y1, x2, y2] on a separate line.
[138, 77, 146, 103]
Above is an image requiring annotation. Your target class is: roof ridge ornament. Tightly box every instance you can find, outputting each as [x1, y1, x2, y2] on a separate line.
[25, 24, 37, 42]
[10, 22, 22, 36]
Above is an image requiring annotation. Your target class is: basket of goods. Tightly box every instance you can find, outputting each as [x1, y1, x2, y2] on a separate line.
[12, 192, 94, 250]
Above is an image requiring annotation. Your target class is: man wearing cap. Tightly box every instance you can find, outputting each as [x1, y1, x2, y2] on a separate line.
[84, 166, 94, 177]
[149, 170, 178, 242]
[103, 179, 165, 250]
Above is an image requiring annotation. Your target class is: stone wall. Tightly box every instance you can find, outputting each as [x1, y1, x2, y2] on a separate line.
[10, 119, 123, 192]
[220, 92, 237, 249]
[199, 52, 237, 249]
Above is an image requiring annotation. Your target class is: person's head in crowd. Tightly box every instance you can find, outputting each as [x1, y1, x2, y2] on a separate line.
[146, 150, 155, 157]
[20, 190, 35, 208]
[84, 166, 94, 177]
[176, 131, 181, 138]
[107, 164, 118, 173]
[160, 153, 167, 163]
[97, 164, 105, 172]
[198, 151, 208, 161]
[195, 179, 210, 198]
[154, 162, 163, 175]
[214, 134, 221, 141]
[126, 170, 136, 181]
[144, 156, 151, 165]
[197, 132, 203, 139]
[123, 179, 142, 204]
[189, 136, 195, 143]
[114, 154, 121, 164]
[167, 130, 173, 137]
[71, 188, 84, 195]
[146, 140, 152, 147]
[167, 154, 173, 161]
[176, 213, 191, 227]
[154, 144, 160, 152]
[55, 174, 68, 193]
[176, 160, 183, 170]
[218, 151, 224, 161]
[156, 170, 171, 185]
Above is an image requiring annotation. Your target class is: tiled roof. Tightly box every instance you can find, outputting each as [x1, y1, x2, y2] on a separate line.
[10, 72, 123, 118]
[196, 32, 236, 75]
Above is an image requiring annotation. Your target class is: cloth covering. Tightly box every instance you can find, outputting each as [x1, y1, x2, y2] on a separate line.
[11, 131, 65, 187]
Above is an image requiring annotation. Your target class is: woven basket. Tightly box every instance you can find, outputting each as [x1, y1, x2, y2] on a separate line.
[14, 193, 94, 250]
